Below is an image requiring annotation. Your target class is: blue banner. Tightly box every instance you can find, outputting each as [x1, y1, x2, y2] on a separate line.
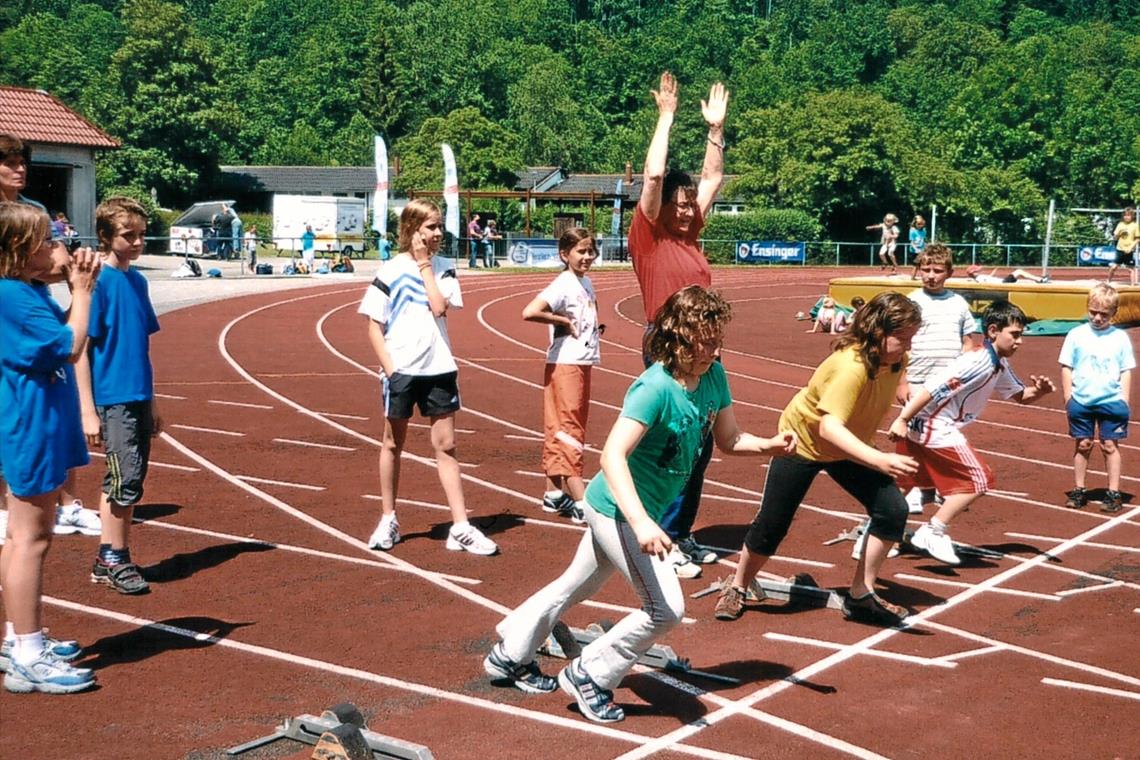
[1077, 245, 1116, 266]
[736, 240, 805, 264]
[508, 238, 563, 267]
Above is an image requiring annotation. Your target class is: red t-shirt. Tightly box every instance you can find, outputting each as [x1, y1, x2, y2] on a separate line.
[629, 205, 711, 322]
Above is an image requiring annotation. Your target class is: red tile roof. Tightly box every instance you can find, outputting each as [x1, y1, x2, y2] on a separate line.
[0, 86, 119, 149]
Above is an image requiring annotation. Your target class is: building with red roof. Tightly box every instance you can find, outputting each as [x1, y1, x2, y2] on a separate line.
[0, 85, 119, 238]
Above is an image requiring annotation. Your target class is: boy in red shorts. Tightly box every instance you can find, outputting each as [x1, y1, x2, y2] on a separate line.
[888, 301, 1055, 564]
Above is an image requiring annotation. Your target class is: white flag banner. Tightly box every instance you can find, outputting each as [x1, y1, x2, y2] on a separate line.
[441, 143, 459, 237]
[373, 135, 389, 236]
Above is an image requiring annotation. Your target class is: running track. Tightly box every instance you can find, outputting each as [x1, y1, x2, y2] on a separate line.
[1, 267, 1137, 759]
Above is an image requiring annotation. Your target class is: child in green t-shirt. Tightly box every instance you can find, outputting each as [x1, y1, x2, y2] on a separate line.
[484, 285, 795, 723]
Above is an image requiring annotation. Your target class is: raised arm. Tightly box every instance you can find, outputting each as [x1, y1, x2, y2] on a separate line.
[639, 72, 678, 223]
[696, 81, 728, 218]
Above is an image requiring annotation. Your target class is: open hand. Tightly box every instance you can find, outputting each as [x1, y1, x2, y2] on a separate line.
[877, 451, 918, 479]
[701, 82, 729, 128]
[652, 72, 678, 116]
[1028, 375, 1056, 395]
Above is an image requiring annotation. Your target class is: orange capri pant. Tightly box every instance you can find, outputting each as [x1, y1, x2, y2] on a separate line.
[542, 363, 592, 478]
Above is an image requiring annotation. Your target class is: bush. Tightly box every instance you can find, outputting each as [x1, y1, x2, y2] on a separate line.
[703, 209, 823, 263]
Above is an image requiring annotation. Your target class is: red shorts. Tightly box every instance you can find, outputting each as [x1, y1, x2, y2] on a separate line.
[896, 438, 993, 496]
[542, 364, 591, 478]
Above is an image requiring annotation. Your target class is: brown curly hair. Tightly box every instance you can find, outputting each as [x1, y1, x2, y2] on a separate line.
[648, 285, 733, 374]
[832, 291, 921, 377]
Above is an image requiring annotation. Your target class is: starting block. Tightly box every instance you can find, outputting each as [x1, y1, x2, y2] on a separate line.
[691, 573, 844, 611]
[225, 701, 434, 760]
[540, 620, 740, 686]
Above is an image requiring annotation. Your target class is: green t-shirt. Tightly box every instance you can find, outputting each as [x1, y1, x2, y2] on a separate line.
[585, 362, 731, 523]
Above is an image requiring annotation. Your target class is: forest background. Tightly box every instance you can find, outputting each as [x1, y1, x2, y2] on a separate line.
[1, 0, 1137, 246]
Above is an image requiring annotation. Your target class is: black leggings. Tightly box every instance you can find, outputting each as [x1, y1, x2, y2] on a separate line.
[743, 455, 907, 556]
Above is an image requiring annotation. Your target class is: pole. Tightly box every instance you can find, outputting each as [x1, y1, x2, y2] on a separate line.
[930, 204, 937, 243]
[1043, 198, 1055, 275]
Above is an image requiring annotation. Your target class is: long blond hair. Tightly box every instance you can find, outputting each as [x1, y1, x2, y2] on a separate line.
[0, 202, 49, 279]
[398, 199, 441, 254]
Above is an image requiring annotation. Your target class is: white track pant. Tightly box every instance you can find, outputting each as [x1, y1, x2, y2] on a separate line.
[495, 504, 684, 690]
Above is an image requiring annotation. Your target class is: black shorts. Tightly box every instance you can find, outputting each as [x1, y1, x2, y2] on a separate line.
[384, 371, 461, 419]
[98, 400, 154, 507]
[1114, 250, 1136, 268]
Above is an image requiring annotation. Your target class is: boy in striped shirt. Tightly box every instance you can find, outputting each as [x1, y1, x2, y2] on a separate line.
[887, 301, 1055, 564]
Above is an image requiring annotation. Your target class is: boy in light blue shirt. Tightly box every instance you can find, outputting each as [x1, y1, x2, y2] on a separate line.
[1059, 283, 1134, 513]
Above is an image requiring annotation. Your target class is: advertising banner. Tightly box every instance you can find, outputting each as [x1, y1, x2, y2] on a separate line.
[373, 136, 388, 237]
[507, 238, 563, 267]
[736, 240, 806, 264]
[441, 144, 459, 237]
[1077, 245, 1116, 266]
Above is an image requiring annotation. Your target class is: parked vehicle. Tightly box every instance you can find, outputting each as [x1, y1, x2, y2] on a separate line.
[272, 194, 367, 257]
[169, 200, 237, 256]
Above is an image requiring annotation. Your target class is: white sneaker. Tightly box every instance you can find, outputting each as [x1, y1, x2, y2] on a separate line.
[911, 524, 960, 565]
[446, 524, 499, 556]
[367, 515, 400, 551]
[905, 488, 924, 514]
[53, 501, 102, 536]
[669, 545, 702, 579]
[851, 523, 900, 561]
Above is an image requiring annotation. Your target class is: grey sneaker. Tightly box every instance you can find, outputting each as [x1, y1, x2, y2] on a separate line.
[677, 536, 718, 564]
[483, 643, 557, 694]
[558, 659, 624, 723]
[91, 559, 150, 594]
[542, 493, 585, 524]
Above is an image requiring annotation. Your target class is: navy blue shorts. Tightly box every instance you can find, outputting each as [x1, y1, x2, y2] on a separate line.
[1067, 398, 1130, 441]
[383, 372, 460, 419]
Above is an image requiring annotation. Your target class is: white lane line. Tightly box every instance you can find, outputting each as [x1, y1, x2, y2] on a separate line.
[87, 450, 199, 473]
[930, 645, 1004, 664]
[614, 503, 1140, 760]
[36, 597, 746, 758]
[208, 399, 274, 410]
[1006, 531, 1140, 554]
[161, 427, 502, 613]
[505, 434, 544, 442]
[1041, 678, 1140, 701]
[409, 422, 475, 434]
[892, 573, 1061, 601]
[235, 475, 326, 492]
[142, 519, 481, 585]
[1055, 581, 1123, 597]
[272, 438, 357, 452]
[318, 411, 370, 421]
[763, 632, 956, 668]
[154, 392, 187, 400]
[170, 423, 245, 437]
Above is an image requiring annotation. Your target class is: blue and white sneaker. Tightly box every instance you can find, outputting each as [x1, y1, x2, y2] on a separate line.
[558, 658, 624, 723]
[0, 634, 82, 672]
[483, 643, 557, 694]
[3, 647, 95, 694]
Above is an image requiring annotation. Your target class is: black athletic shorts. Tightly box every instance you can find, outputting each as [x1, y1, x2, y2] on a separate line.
[383, 371, 461, 419]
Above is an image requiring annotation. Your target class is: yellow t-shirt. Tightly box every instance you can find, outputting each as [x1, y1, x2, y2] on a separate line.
[1115, 220, 1139, 254]
[779, 346, 905, 462]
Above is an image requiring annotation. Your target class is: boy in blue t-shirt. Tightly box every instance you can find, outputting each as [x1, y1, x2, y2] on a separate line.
[1059, 283, 1135, 513]
[79, 197, 162, 594]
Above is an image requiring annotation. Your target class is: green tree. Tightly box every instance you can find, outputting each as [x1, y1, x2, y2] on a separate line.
[394, 106, 523, 194]
[508, 57, 603, 169]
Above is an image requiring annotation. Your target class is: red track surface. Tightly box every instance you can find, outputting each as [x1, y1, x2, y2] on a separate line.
[2, 267, 1137, 760]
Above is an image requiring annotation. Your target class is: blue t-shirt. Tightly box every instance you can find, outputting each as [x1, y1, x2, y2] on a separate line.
[586, 362, 731, 522]
[87, 266, 160, 406]
[0, 281, 88, 497]
[1058, 322, 1136, 406]
[909, 227, 927, 253]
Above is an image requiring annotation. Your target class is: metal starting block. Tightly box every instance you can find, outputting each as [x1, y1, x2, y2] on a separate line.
[225, 701, 434, 760]
[822, 525, 865, 546]
[540, 620, 740, 685]
[691, 573, 843, 611]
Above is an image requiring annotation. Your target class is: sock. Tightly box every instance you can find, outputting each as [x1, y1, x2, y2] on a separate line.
[13, 630, 45, 664]
[379, 512, 396, 526]
[544, 490, 564, 500]
[4, 621, 13, 641]
[100, 546, 131, 565]
[451, 520, 469, 534]
[930, 518, 948, 535]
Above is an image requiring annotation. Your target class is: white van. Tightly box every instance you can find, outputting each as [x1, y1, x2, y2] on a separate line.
[272, 194, 367, 257]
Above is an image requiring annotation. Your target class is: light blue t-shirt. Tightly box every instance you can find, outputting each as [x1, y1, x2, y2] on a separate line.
[586, 362, 731, 523]
[1058, 322, 1136, 406]
[87, 265, 160, 406]
[909, 227, 927, 253]
[0, 281, 88, 497]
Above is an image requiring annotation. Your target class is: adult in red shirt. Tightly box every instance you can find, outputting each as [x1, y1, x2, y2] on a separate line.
[629, 72, 728, 577]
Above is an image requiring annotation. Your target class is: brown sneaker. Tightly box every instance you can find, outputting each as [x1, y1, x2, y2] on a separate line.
[714, 580, 746, 621]
[841, 592, 909, 626]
